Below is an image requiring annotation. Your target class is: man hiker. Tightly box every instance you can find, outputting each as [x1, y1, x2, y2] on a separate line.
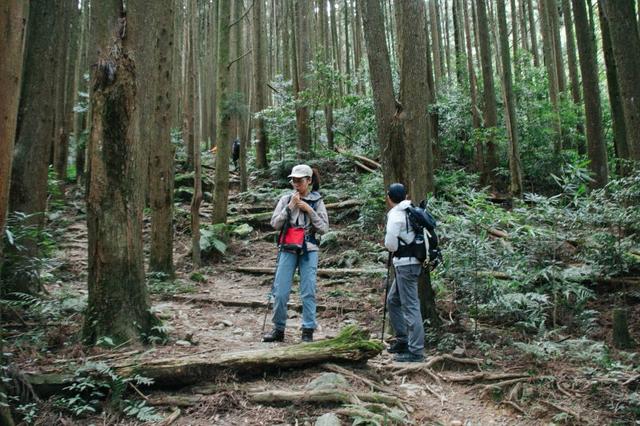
[231, 138, 240, 170]
[383, 183, 425, 362]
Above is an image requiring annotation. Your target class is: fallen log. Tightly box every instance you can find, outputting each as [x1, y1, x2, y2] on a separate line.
[227, 199, 365, 225]
[233, 266, 386, 277]
[336, 147, 382, 170]
[27, 326, 383, 393]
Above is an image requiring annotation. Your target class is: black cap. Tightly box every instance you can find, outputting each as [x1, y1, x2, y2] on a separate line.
[387, 183, 406, 203]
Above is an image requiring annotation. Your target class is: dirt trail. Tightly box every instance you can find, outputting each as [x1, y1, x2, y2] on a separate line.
[36, 210, 531, 425]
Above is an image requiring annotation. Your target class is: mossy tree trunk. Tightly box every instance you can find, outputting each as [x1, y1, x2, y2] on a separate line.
[84, 0, 158, 345]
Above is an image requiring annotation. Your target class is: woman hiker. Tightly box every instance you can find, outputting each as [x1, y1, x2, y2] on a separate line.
[262, 164, 329, 343]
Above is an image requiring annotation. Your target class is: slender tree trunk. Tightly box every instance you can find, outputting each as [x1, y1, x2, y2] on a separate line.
[253, 0, 269, 168]
[84, 0, 158, 344]
[453, 0, 465, 85]
[282, 0, 291, 80]
[572, 0, 608, 188]
[510, 0, 518, 63]
[601, 0, 640, 161]
[539, 0, 563, 153]
[183, 12, 195, 170]
[190, 0, 203, 266]
[321, 0, 335, 150]
[5, 0, 60, 294]
[526, 0, 539, 66]
[476, 0, 498, 188]
[598, 1, 629, 174]
[497, 0, 523, 196]
[212, 0, 233, 223]
[464, 0, 483, 172]
[430, 0, 443, 93]
[360, 0, 405, 188]
[144, 0, 176, 275]
[0, 1, 28, 241]
[562, 0, 585, 152]
[294, 0, 312, 159]
[547, 0, 566, 94]
[72, 0, 88, 185]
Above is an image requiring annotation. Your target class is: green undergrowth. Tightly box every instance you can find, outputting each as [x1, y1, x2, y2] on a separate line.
[305, 325, 384, 353]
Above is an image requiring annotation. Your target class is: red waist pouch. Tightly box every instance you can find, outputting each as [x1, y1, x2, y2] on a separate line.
[279, 227, 305, 251]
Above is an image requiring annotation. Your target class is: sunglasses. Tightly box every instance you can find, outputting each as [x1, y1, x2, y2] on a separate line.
[290, 177, 309, 184]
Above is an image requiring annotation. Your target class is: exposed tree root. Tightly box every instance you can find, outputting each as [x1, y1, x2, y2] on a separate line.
[393, 354, 483, 376]
[168, 294, 363, 313]
[249, 389, 402, 407]
[321, 363, 408, 403]
[441, 372, 529, 383]
[540, 399, 582, 422]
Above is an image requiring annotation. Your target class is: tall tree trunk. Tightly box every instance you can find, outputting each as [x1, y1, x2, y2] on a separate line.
[212, 0, 233, 223]
[430, 0, 443, 94]
[546, 0, 566, 94]
[343, 0, 351, 78]
[282, 0, 291, 80]
[360, 0, 405, 188]
[572, 0, 608, 188]
[253, 0, 269, 168]
[526, 0, 539, 66]
[601, 0, 640, 161]
[6, 0, 60, 294]
[72, 0, 89, 185]
[464, 0, 483, 172]
[52, 0, 71, 183]
[561, 0, 585, 152]
[183, 10, 195, 170]
[453, 0, 465, 85]
[539, 0, 563, 153]
[321, 0, 335, 150]
[0, 1, 28, 241]
[397, 0, 438, 328]
[190, 0, 203, 266]
[84, 0, 158, 344]
[397, 0, 434, 201]
[598, 1, 629, 174]
[497, 0, 523, 196]
[143, 0, 176, 275]
[476, 0, 498, 188]
[294, 0, 312, 159]
[511, 0, 518, 63]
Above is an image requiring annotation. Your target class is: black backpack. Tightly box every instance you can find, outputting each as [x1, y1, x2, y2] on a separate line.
[396, 201, 442, 269]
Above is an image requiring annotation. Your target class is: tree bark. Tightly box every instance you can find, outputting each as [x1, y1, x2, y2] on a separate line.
[561, 0, 585, 153]
[0, 1, 28, 239]
[294, 0, 312, 159]
[497, 0, 523, 196]
[539, 0, 563, 153]
[598, 1, 629, 175]
[5, 0, 59, 294]
[360, 0, 405, 189]
[131, 0, 176, 276]
[397, 0, 434, 200]
[600, 0, 640, 161]
[84, 0, 158, 345]
[253, 0, 269, 168]
[572, 0, 608, 189]
[476, 0, 499, 188]
[212, 0, 233, 224]
[526, 0, 539, 66]
[429, 0, 443, 94]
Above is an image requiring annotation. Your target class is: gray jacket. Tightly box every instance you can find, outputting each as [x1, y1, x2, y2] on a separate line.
[271, 190, 329, 252]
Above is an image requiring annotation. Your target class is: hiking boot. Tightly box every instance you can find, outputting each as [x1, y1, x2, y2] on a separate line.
[387, 341, 408, 354]
[393, 352, 424, 363]
[301, 328, 314, 342]
[262, 329, 284, 342]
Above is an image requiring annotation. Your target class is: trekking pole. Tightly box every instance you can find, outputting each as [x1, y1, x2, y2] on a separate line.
[381, 252, 393, 342]
[261, 247, 282, 334]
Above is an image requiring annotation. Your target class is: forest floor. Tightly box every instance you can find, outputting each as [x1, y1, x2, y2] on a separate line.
[6, 168, 640, 425]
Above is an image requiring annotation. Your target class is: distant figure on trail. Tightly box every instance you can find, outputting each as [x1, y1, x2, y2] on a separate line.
[231, 138, 240, 170]
[262, 165, 329, 343]
[383, 183, 425, 362]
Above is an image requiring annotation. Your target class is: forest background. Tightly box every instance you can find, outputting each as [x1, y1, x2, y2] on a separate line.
[1, 0, 640, 424]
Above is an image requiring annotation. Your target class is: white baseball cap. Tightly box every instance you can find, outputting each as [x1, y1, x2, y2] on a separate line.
[288, 164, 313, 178]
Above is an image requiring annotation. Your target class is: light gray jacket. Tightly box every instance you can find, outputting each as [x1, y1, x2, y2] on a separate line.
[271, 190, 329, 252]
[385, 199, 421, 267]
